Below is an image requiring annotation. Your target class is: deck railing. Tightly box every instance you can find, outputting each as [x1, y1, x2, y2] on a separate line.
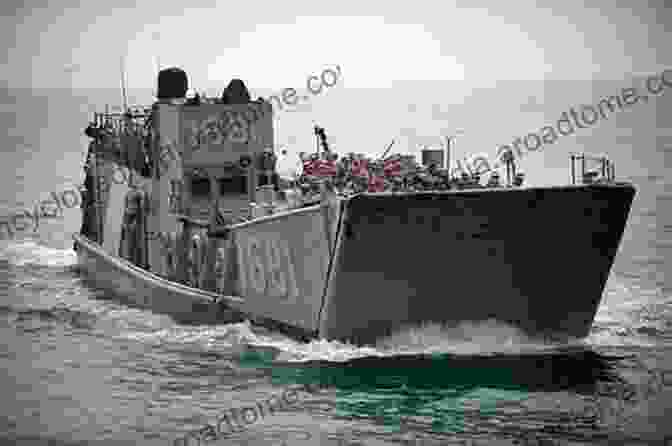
[570, 153, 616, 185]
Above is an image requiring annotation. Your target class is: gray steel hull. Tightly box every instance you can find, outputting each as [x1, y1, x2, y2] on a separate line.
[74, 184, 635, 346]
[319, 184, 636, 345]
[73, 233, 245, 325]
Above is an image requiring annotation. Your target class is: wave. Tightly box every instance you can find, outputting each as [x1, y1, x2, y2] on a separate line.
[0, 240, 76, 267]
[232, 319, 592, 363]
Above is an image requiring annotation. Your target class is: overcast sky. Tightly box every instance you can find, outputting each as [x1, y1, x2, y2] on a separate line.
[1, 0, 670, 91]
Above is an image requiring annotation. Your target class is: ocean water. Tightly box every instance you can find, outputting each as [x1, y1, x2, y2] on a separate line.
[0, 82, 670, 445]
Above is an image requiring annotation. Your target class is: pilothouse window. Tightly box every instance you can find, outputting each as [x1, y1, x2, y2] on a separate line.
[190, 177, 211, 196]
[189, 175, 248, 197]
[219, 176, 247, 195]
[257, 173, 279, 190]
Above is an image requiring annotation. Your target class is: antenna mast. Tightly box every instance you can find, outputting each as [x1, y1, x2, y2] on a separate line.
[379, 139, 395, 160]
[120, 56, 128, 111]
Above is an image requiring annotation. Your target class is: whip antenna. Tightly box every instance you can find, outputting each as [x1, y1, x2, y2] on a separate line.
[379, 139, 395, 160]
[120, 56, 128, 111]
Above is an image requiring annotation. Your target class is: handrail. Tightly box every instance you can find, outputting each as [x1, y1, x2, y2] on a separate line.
[73, 233, 244, 306]
[176, 214, 210, 228]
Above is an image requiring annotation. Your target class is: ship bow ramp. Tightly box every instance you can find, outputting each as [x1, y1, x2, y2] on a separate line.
[319, 185, 635, 346]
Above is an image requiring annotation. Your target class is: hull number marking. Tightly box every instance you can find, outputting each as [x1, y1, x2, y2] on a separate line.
[237, 235, 298, 300]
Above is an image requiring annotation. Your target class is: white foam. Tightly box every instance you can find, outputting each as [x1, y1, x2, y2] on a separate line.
[0, 239, 77, 267]
[244, 319, 580, 363]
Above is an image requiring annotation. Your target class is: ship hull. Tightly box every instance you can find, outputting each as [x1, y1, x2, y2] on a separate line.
[319, 184, 636, 345]
[73, 233, 246, 325]
[74, 184, 635, 346]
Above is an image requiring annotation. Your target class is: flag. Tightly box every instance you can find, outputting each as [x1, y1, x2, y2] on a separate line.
[301, 154, 321, 176]
[302, 160, 316, 176]
[368, 175, 385, 192]
[302, 158, 337, 177]
[317, 159, 338, 176]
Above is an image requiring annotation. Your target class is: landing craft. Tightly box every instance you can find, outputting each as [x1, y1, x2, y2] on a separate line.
[73, 67, 636, 346]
